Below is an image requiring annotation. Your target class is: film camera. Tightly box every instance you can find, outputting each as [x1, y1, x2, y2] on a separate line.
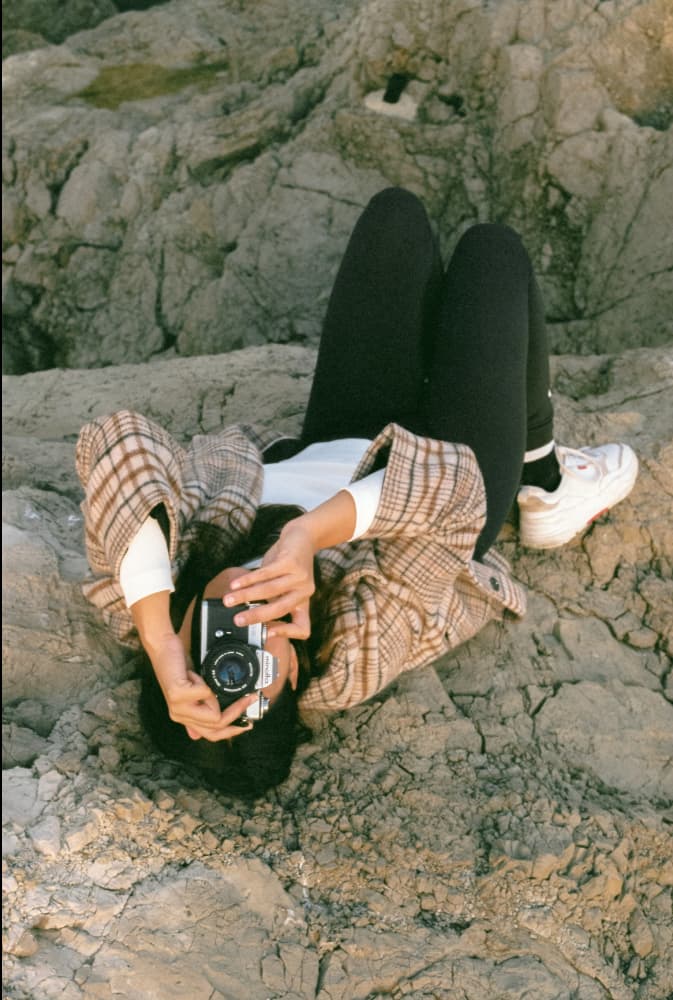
[198, 599, 278, 720]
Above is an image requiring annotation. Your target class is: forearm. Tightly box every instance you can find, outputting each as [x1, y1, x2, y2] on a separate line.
[283, 489, 357, 552]
[130, 589, 192, 707]
[130, 590, 177, 661]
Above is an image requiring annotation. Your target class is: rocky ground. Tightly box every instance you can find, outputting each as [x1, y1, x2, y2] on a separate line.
[3, 343, 672, 999]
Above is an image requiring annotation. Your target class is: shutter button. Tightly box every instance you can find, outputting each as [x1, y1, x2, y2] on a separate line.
[489, 576, 500, 592]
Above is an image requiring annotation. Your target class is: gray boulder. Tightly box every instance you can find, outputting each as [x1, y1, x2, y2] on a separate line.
[2, 0, 168, 56]
[3, 0, 672, 373]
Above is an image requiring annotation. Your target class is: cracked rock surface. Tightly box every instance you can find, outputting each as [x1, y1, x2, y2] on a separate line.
[2, 343, 672, 999]
[3, 0, 673, 374]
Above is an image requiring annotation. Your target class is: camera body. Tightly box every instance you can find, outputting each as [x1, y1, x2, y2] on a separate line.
[198, 599, 278, 720]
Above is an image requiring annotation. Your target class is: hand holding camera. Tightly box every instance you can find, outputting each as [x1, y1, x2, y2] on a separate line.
[223, 517, 317, 640]
[197, 599, 279, 721]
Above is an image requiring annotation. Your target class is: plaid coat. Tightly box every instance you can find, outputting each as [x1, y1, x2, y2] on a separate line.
[76, 409, 526, 712]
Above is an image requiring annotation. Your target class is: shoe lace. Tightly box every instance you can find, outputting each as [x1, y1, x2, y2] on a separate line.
[557, 445, 603, 479]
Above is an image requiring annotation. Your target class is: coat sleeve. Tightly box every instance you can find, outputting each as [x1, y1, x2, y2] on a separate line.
[357, 424, 487, 548]
[299, 426, 493, 712]
[76, 409, 185, 581]
[76, 410, 265, 647]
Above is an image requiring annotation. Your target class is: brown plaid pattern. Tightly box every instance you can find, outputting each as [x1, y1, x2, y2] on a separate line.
[76, 410, 526, 711]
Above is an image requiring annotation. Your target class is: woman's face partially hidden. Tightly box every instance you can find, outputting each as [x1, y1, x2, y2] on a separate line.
[178, 566, 299, 708]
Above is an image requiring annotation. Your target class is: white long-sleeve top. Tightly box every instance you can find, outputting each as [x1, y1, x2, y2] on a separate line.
[119, 438, 384, 608]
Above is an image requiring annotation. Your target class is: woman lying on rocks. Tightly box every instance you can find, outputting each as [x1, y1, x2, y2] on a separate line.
[76, 187, 638, 797]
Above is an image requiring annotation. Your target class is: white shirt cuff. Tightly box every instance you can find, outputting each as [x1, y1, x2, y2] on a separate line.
[119, 515, 174, 608]
[344, 468, 385, 539]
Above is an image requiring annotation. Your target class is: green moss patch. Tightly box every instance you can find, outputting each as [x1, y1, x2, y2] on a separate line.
[75, 60, 229, 109]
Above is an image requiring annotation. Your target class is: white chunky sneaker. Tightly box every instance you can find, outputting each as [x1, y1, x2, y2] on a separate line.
[517, 443, 639, 549]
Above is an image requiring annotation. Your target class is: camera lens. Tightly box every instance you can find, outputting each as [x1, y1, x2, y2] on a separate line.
[202, 641, 259, 703]
[215, 656, 249, 690]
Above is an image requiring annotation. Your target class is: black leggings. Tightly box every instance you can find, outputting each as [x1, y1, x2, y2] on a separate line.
[300, 187, 555, 558]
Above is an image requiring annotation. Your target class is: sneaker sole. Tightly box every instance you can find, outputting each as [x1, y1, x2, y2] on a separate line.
[519, 449, 639, 549]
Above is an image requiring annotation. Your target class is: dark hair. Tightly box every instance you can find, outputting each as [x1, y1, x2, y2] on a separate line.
[138, 664, 301, 797]
[137, 504, 319, 798]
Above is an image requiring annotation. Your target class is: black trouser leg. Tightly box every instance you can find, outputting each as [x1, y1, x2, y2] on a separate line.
[301, 191, 554, 559]
[300, 187, 442, 443]
[423, 224, 554, 557]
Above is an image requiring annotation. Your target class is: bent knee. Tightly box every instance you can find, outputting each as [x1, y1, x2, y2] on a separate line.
[454, 221, 530, 267]
[366, 185, 427, 221]
[459, 221, 523, 247]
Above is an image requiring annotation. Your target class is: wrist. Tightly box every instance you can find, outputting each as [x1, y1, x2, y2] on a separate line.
[143, 628, 182, 661]
[281, 516, 316, 551]
[130, 590, 176, 653]
[283, 490, 356, 551]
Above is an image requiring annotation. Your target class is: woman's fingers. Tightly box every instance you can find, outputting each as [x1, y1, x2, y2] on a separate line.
[267, 604, 311, 640]
[226, 574, 298, 611]
[228, 590, 312, 629]
[227, 558, 299, 597]
[185, 716, 254, 742]
[228, 559, 291, 589]
[181, 673, 223, 714]
[266, 621, 310, 640]
[183, 691, 259, 741]
[167, 682, 258, 736]
[226, 569, 313, 611]
[226, 537, 314, 606]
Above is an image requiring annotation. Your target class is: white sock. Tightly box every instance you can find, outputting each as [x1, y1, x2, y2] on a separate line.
[524, 440, 555, 464]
